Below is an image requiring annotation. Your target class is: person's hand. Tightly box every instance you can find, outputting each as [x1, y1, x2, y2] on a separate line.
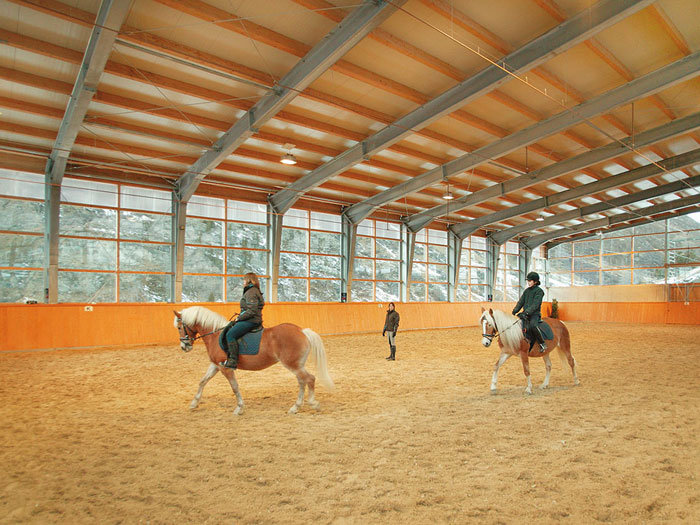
[382, 330, 386, 337]
[511, 309, 518, 315]
[518, 313, 527, 320]
[392, 331, 397, 337]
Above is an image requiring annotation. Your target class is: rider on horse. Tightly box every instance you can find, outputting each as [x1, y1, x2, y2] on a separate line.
[221, 272, 264, 369]
[512, 271, 547, 353]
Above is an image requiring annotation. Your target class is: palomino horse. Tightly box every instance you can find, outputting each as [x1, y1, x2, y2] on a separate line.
[480, 307, 579, 394]
[174, 306, 334, 415]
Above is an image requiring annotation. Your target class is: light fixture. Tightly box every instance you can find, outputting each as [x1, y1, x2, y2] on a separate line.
[442, 187, 454, 200]
[280, 143, 297, 165]
[536, 212, 545, 222]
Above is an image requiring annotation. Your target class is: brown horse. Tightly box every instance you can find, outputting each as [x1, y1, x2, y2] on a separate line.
[480, 307, 579, 394]
[174, 306, 334, 415]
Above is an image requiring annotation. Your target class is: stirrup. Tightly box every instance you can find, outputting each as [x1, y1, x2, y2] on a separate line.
[220, 358, 237, 369]
[538, 342, 547, 353]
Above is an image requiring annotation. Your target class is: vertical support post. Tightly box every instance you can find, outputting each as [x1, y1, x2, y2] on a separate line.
[486, 235, 501, 301]
[43, 169, 61, 303]
[341, 215, 357, 302]
[172, 195, 186, 303]
[268, 204, 283, 302]
[401, 226, 416, 303]
[448, 231, 462, 302]
[519, 243, 532, 294]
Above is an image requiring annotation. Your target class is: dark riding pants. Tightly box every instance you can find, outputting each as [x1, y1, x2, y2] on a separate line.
[524, 314, 544, 345]
[225, 320, 258, 347]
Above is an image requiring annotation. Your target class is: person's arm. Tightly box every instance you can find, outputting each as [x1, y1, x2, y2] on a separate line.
[237, 290, 260, 321]
[512, 295, 525, 315]
[523, 288, 544, 316]
[393, 313, 399, 335]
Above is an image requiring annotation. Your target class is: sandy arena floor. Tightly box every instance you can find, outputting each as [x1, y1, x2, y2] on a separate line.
[0, 321, 698, 524]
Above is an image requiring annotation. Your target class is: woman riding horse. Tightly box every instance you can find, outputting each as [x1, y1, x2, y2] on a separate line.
[221, 272, 264, 369]
[512, 271, 547, 353]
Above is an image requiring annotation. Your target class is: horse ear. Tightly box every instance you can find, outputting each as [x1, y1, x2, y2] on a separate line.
[480, 307, 485, 312]
[173, 310, 181, 319]
[489, 308, 493, 316]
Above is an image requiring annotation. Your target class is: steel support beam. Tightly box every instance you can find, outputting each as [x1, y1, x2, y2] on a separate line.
[401, 227, 416, 302]
[447, 231, 462, 302]
[172, 197, 187, 302]
[341, 216, 357, 302]
[411, 112, 700, 233]
[268, 205, 283, 302]
[175, 0, 406, 203]
[270, 0, 653, 216]
[523, 193, 700, 249]
[345, 51, 700, 225]
[488, 148, 700, 244]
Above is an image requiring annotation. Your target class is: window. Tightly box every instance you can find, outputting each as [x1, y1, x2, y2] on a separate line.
[494, 241, 519, 301]
[456, 235, 488, 301]
[411, 228, 448, 302]
[352, 219, 400, 302]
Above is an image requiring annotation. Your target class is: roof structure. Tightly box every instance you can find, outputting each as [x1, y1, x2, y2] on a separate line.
[2, 0, 699, 249]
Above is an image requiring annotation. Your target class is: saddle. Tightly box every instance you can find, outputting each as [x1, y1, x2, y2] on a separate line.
[218, 322, 264, 355]
[520, 318, 554, 347]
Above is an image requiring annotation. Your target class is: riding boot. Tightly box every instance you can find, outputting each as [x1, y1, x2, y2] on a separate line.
[387, 345, 396, 361]
[386, 341, 393, 360]
[221, 339, 239, 369]
[534, 327, 547, 353]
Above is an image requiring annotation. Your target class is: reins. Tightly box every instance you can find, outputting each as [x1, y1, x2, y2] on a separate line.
[177, 312, 238, 347]
[483, 316, 522, 342]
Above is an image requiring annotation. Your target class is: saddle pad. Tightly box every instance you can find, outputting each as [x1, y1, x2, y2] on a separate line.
[538, 320, 554, 341]
[218, 323, 264, 355]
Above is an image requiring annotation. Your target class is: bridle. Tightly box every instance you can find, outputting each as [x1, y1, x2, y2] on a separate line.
[482, 314, 521, 342]
[176, 315, 235, 351]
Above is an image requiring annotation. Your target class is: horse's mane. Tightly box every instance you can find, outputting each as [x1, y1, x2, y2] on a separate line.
[180, 306, 229, 332]
[492, 309, 524, 350]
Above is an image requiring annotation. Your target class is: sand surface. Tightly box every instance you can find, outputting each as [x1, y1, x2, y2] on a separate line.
[1, 321, 698, 524]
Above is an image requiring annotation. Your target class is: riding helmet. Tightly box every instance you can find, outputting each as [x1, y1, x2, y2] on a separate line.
[526, 271, 540, 282]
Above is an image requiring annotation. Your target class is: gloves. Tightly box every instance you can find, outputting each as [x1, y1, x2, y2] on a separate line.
[518, 313, 528, 320]
[393, 331, 397, 337]
[512, 309, 518, 315]
[382, 330, 386, 337]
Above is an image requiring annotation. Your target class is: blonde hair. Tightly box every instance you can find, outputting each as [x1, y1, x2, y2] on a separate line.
[243, 272, 259, 287]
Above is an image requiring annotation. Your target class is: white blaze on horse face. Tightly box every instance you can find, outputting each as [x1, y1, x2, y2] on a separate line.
[481, 316, 491, 347]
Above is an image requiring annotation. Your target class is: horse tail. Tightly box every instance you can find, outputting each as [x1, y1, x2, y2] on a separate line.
[556, 321, 573, 369]
[302, 328, 335, 391]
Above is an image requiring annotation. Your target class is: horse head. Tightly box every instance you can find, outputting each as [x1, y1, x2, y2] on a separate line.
[480, 307, 497, 348]
[173, 310, 195, 353]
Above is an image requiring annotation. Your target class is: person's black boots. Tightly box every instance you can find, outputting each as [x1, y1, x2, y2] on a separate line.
[221, 339, 239, 369]
[534, 327, 547, 353]
[386, 345, 396, 361]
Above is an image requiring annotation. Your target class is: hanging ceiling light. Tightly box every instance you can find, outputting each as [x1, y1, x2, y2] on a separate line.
[442, 187, 454, 200]
[536, 212, 545, 222]
[280, 143, 297, 165]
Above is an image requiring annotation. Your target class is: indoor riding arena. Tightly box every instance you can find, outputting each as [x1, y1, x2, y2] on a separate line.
[1, 1, 699, 524]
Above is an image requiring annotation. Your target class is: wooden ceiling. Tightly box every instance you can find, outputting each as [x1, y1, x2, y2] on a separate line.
[1, 0, 699, 246]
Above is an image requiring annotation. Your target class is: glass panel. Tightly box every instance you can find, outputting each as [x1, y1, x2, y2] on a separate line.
[58, 271, 116, 303]
[634, 234, 665, 252]
[376, 238, 400, 259]
[458, 265, 468, 283]
[573, 271, 600, 286]
[574, 256, 599, 271]
[355, 236, 373, 257]
[548, 243, 571, 258]
[119, 274, 171, 302]
[492, 288, 504, 301]
[121, 186, 171, 213]
[227, 200, 267, 223]
[668, 214, 700, 231]
[278, 278, 307, 301]
[668, 230, 700, 250]
[428, 245, 447, 263]
[455, 285, 469, 301]
[506, 254, 518, 269]
[281, 228, 308, 251]
[506, 241, 519, 254]
[60, 205, 117, 238]
[310, 279, 340, 302]
[187, 195, 224, 219]
[602, 237, 631, 254]
[0, 170, 44, 199]
[602, 270, 631, 285]
[602, 254, 631, 269]
[376, 220, 400, 239]
[505, 270, 519, 287]
[279, 252, 307, 277]
[120, 242, 171, 272]
[471, 250, 486, 266]
[356, 220, 373, 237]
[310, 231, 340, 255]
[182, 275, 223, 302]
[227, 248, 267, 276]
[428, 264, 448, 282]
[282, 209, 308, 228]
[310, 212, 341, 232]
[186, 218, 223, 246]
[411, 262, 426, 282]
[428, 229, 447, 244]
[574, 240, 600, 256]
[633, 251, 665, 268]
[0, 198, 44, 232]
[633, 267, 666, 285]
[351, 280, 372, 302]
[506, 287, 520, 301]
[0, 234, 43, 267]
[0, 270, 44, 303]
[410, 283, 426, 302]
[62, 178, 117, 207]
[376, 260, 399, 281]
[549, 258, 571, 273]
[354, 258, 373, 279]
[310, 255, 340, 278]
[120, 211, 171, 242]
[470, 267, 486, 284]
[428, 283, 447, 302]
[549, 273, 571, 287]
[413, 243, 426, 262]
[183, 246, 223, 274]
[634, 221, 665, 235]
[227, 223, 267, 248]
[470, 285, 487, 301]
[668, 266, 700, 283]
[60, 238, 116, 270]
[471, 236, 486, 250]
[227, 277, 267, 301]
[376, 280, 399, 301]
[668, 248, 700, 265]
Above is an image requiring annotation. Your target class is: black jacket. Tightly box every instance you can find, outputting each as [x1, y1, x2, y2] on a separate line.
[512, 285, 544, 318]
[383, 310, 400, 333]
[237, 284, 264, 325]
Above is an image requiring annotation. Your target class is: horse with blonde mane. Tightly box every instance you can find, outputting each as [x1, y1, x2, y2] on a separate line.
[480, 307, 579, 394]
[174, 306, 334, 415]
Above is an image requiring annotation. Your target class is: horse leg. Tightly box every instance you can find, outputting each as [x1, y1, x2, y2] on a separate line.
[220, 367, 245, 415]
[490, 352, 511, 392]
[288, 368, 317, 414]
[190, 363, 219, 409]
[540, 354, 552, 390]
[519, 349, 533, 395]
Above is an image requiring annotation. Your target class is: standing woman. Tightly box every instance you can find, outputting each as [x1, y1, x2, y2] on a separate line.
[512, 271, 547, 352]
[382, 302, 400, 361]
[221, 272, 264, 369]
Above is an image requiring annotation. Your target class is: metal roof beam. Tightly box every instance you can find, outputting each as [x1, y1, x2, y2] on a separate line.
[522, 193, 700, 249]
[269, 0, 653, 215]
[175, 0, 406, 202]
[45, 0, 132, 184]
[344, 50, 700, 225]
[489, 148, 700, 244]
[407, 111, 700, 232]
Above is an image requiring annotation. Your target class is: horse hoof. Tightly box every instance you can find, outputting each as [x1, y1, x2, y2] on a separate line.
[233, 406, 244, 416]
[189, 401, 198, 410]
[525, 388, 532, 395]
[288, 405, 299, 414]
[539, 384, 549, 390]
[308, 401, 320, 410]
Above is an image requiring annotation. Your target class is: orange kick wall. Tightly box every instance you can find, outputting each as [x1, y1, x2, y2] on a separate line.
[1, 300, 697, 352]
